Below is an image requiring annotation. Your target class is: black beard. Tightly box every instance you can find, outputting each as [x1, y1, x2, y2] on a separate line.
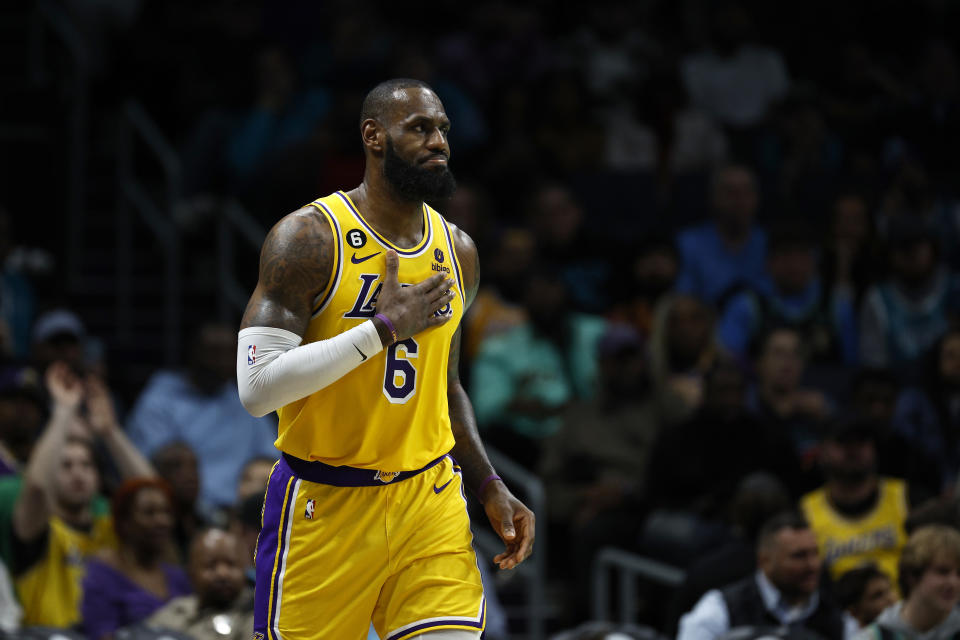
[383, 138, 456, 202]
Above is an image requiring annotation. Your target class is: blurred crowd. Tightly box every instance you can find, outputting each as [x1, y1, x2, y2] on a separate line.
[2, 0, 960, 638]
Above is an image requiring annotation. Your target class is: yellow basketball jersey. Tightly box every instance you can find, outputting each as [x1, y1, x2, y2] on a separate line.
[16, 512, 116, 627]
[275, 191, 464, 471]
[801, 478, 908, 583]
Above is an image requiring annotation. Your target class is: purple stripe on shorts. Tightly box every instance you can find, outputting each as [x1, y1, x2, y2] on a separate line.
[253, 458, 294, 638]
[384, 599, 486, 640]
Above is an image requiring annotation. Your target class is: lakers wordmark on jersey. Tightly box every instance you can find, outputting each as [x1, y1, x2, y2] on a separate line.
[275, 191, 465, 471]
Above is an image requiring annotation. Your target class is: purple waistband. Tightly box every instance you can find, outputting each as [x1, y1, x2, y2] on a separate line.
[280, 452, 449, 487]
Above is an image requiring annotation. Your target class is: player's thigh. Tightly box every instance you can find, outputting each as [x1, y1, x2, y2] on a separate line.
[255, 464, 388, 638]
[415, 631, 482, 639]
[372, 461, 484, 640]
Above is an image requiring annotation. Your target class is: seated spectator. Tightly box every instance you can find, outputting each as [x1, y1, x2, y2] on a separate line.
[854, 526, 960, 640]
[230, 493, 263, 586]
[81, 478, 191, 640]
[669, 473, 791, 634]
[848, 369, 942, 503]
[747, 326, 832, 468]
[801, 420, 908, 585]
[462, 228, 532, 362]
[126, 321, 278, 508]
[719, 223, 858, 365]
[540, 325, 660, 527]
[0, 208, 34, 360]
[0, 365, 45, 477]
[835, 564, 895, 638]
[644, 362, 802, 522]
[236, 456, 274, 504]
[526, 183, 610, 313]
[142, 528, 251, 640]
[678, 512, 843, 640]
[648, 295, 722, 423]
[607, 236, 679, 342]
[819, 191, 880, 307]
[675, 164, 770, 306]
[893, 329, 960, 490]
[151, 442, 207, 560]
[0, 363, 154, 627]
[471, 269, 606, 469]
[860, 220, 960, 369]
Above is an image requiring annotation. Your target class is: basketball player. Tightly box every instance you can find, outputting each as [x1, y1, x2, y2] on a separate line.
[237, 79, 535, 639]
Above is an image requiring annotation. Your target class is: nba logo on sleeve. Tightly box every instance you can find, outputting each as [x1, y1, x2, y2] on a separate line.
[305, 499, 315, 519]
[247, 344, 256, 365]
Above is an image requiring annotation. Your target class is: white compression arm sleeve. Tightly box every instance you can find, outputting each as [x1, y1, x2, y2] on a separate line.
[237, 321, 384, 417]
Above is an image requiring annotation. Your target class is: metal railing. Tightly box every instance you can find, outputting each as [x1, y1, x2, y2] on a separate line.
[116, 100, 182, 364]
[29, 0, 89, 289]
[473, 446, 547, 640]
[218, 198, 266, 321]
[592, 547, 686, 626]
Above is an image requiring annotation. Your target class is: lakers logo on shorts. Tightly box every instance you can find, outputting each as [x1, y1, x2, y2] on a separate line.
[375, 470, 400, 483]
[253, 633, 264, 640]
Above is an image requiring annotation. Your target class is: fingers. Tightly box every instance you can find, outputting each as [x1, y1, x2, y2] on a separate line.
[496, 509, 536, 570]
[384, 249, 399, 285]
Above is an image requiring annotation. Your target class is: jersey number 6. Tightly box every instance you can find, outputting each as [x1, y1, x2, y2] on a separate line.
[383, 338, 418, 403]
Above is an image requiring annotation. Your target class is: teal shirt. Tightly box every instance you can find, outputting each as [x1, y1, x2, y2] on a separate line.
[470, 314, 606, 438]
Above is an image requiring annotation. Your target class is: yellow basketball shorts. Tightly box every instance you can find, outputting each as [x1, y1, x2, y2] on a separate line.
[253, 453, 485, 640]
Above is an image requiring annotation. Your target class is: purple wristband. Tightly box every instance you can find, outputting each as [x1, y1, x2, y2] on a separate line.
[374, 313, 399, 343]
[478, 473, 502, 501]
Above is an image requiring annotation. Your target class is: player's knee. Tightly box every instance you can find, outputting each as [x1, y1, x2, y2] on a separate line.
[413, 630, 482, 639]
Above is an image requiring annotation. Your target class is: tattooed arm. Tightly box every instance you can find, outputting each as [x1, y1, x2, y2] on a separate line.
[237, 208, 454, 417]
[448, 226, 535, 569]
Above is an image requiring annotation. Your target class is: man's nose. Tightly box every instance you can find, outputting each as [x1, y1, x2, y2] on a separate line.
[425, 127, 447, 151]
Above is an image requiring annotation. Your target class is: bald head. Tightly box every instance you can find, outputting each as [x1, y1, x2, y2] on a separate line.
[360, 78, 436, 127]
[189, 528, 245, 609]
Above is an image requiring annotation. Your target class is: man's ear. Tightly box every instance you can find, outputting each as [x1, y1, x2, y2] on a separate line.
[361, 119, 384, 154]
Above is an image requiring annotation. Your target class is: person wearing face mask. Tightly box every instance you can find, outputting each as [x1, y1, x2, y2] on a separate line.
[854, 526, 960, 640]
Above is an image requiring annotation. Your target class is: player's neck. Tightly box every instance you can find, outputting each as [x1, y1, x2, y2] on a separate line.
[349, 181, 424, 247]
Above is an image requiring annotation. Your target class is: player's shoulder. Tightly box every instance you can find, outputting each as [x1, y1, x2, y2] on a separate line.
[263, 204, 336, 254]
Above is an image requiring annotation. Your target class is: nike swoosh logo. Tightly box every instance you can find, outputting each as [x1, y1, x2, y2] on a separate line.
[351, 251, 381, 264]
[433, 478, 453, 494]
[354, 344, 367, 361]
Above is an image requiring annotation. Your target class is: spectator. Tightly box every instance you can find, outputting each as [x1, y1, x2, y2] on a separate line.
[471, 269, 606, 469]
[235, 456, 274, 504]
[800, 420, 908, 585]
[151, 442, 207, 560]
[854, 526, 960, 640]
[461, 228, 531, 362]
[143, 528, 251, 640]
[669, 473, 791, 634]
[81, 478, 191, 640]
[680, 2, 790, 129]
[893, 329, 960, 490]
[126, 321, 278, 508]
[0, 363, 154, 627]
[849, 369, 942, 503]
[860, 220, 960, 369]
[819, 191, 880, 306]
[835, 564, 895, 637]
[607, 236, 679, 342]
[675, 164, 769, 306]
[0, 208, 34, 360]
[678, 512, 843, 640]
[526, 183, 610, 313]
[644, 363, 802, 523]
[31, 308, 87, 375]
[747, 326, 832, 468]
[0, 365, 45, 477]
[230, 493, 263, 586]
[648, 295, 722, 423]
[719, 223, 858, 365]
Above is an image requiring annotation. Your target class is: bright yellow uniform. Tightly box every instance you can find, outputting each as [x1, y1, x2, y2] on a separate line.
[801, 478, 908, 584]
[16, 511, 116, 627]
[254, 192, 484, 640]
